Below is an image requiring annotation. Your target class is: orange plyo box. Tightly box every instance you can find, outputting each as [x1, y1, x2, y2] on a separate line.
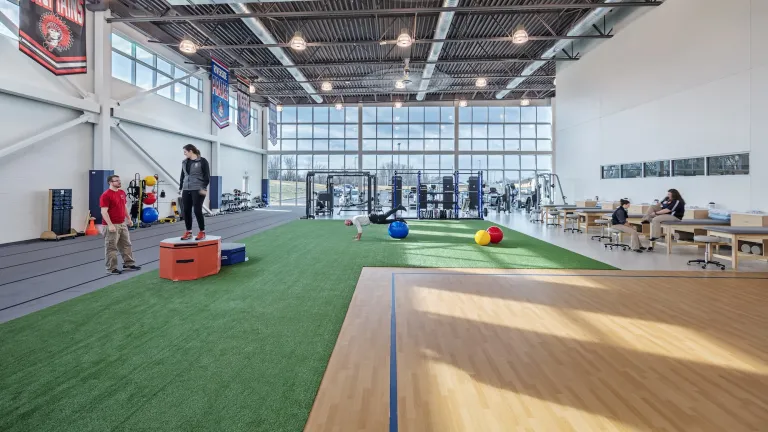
[159, 236, 222, 281]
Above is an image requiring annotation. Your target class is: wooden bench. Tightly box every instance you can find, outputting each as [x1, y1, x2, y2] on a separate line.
[555, 207, 599, 228]
[658, 219, 731, 255]
[704, 226, 768, 270]
[577, 209, 612, 233]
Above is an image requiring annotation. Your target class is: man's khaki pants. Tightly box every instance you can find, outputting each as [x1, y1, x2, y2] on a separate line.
[105, 223, 136, 271]
[612, 224, 647, 250]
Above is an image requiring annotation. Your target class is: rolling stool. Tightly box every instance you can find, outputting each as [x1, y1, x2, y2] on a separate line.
[546, 210, 560, 227]
[591, 219, 612, 241]
[687, 236, 727, 270]
[604, 226, 630, 251]
[564, 214, 582, 233]
[529, 209, 543, 223]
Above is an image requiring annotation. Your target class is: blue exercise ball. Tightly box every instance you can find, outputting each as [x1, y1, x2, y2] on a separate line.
[388, 221, 409, 239]
[141, 207, 159, 223]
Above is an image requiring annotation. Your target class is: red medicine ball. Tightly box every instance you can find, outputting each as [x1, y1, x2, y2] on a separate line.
[486, 226, 504, 244]
[143, 192, 157, 205]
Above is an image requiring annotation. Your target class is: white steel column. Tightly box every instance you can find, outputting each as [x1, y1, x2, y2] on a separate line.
[211, 140, 221, 176]
[92, 10, 112, 169]
[357, 103, 363, 170]
[453, 101, 459, 172]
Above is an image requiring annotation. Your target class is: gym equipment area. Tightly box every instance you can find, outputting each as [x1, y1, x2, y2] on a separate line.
[3, 1, 768, 432]
[303, 170, 376, 219]
[391, 170, 486, 220]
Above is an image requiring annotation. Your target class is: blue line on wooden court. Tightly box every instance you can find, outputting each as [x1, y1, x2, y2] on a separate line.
[389, 272, 398, 432]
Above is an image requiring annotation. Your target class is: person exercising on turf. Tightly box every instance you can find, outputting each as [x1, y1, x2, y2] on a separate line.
[345, 204, 407, 241]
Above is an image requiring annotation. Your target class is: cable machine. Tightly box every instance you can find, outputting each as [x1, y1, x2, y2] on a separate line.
[392, 170, 484, 220]
[535, 173, 568, 208]
[303, 170, 375, 219]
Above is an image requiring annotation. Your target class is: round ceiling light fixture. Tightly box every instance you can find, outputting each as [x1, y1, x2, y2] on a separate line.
[520, 98, 531, 106]
[512, 24, 529, 44]
[395, 80, 406, 89]
[321, 81, 333, 91]
[335, 102, 344, 110]
[476, 77, 488, 88]
[396, 29, 413, 47]
[394, 101, 403, 109]
[179, 39, 197, 54]
[248, 84, 256, 94]
[290, 32, 307, 51]
[276, 104, 284, 112]
[458, 99, 468, 107]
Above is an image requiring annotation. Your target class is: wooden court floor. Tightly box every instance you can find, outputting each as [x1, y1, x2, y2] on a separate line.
[305, 268, 768, 432]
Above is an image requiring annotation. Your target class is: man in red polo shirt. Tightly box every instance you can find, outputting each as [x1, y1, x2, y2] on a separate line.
[100, 175, 141, 275]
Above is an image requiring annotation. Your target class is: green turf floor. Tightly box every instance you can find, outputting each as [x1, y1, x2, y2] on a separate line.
[0, 220, 614, 432]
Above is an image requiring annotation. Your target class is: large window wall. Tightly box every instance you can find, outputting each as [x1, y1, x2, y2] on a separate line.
[268, 103, 553, 206]
[111, 33, 203, 111]
[0, 1, 19, 39]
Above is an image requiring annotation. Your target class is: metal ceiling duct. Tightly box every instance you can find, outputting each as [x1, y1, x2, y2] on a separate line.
[229, 3, 322, 103]
[495, 0, 625, 99]
[415, 0, 459, 101]
[167, 0, 294, 4]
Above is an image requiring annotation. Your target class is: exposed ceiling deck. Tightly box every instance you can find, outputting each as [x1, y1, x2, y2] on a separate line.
[110, 0, 663, 104]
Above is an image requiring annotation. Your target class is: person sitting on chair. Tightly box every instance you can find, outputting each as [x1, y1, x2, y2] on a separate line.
[611, 199, 647, 253]
[345, 204, 407, 241]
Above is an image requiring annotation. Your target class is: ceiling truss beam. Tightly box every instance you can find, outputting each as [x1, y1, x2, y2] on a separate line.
[251, 75, 555, 84]
[183, 34, 611, 50]
[107, 2, 663, 23]
[254, 87, 553, 97]
[196, 57, 575, 72]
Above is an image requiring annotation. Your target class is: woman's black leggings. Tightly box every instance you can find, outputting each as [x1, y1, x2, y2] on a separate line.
[182, 190, 205, 231]
[369, 207, 401, 224]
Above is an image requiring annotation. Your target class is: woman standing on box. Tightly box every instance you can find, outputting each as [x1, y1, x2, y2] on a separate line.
[179, 144, 210, 240]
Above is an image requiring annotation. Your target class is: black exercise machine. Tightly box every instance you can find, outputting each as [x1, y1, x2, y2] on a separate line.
[303, 170, 375, 219]
[391, 170, 485, 220]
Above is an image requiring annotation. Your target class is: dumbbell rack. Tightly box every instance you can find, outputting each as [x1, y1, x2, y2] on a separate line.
[239, 192, 253, 211]
[41, 189, 78, 241]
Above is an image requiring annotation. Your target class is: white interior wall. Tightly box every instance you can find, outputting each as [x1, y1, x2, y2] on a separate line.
[0, 93, 93, 241]
[0, 28, 94, 244]
[0, 16, 263, 244]
[220, 146, 262, 194]
[555, 0, 766, 211]
[112, 122, 212, 217]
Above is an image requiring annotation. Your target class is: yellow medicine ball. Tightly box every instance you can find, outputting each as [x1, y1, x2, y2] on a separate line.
[474, 230, 491, 246]
[144, 176, 157, 186]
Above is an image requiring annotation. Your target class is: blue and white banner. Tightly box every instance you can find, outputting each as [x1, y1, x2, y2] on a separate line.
[236, 75, 251, 137]
[211, 57, 229, 129]
[268, 103, 278, 147]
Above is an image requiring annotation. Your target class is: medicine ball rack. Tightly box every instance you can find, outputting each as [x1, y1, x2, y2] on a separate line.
[392, 170, 485, 221]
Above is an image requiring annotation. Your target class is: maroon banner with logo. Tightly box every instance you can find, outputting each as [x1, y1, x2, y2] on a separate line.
[236, 75, 252, 137]
[19, 0, 87, 75]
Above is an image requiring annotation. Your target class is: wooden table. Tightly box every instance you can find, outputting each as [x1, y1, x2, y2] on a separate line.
[556, 207, 599, 228]
[577, 211, 612, 233]
[705, 227, 768, 270]
[658, 220, 730, 255]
